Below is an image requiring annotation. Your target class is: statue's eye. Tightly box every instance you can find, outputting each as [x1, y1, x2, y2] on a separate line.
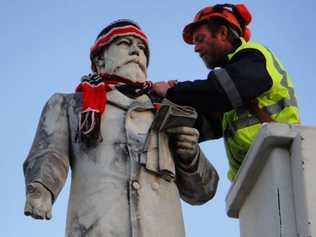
[138, 43, 146, 52]
[117, 39, 131, 46]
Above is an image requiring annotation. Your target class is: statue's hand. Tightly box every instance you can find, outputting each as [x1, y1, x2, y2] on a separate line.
[24, 182, 53, 220]
[167, 126, 199, 163]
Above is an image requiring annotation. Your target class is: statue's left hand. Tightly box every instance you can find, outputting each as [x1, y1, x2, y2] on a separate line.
[166, 126, 199, 163]
[24, 182, 53, 220]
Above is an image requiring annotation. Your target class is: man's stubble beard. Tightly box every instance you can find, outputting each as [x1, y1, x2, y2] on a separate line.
[202, 51, 228, 70]
[203, 57, 214, 69]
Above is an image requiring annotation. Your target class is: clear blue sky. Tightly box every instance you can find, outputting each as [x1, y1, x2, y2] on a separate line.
[1, 0, 316, 236]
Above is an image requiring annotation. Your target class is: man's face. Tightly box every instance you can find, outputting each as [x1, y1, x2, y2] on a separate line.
[192, 24, 227, 69]
[97, 36, 148, 82]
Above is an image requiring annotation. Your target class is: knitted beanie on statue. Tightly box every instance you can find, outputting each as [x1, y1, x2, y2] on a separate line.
[90, 19, 150, 72]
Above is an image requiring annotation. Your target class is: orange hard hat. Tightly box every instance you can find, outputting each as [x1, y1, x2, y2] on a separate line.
[183, 4, 252, 44]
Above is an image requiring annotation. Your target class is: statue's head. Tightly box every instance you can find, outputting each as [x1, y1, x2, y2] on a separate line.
[90, 19, 149, 83]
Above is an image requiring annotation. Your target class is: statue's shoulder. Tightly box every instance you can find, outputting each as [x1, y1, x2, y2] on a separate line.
[45, 92, 81, 109]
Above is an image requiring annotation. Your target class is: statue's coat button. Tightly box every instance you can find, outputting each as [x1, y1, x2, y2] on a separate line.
[151, 182, 159, 191]
[132, 180, 140, 190]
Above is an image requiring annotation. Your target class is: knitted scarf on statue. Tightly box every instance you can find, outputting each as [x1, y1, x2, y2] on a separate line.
[76, 73, 153, 146]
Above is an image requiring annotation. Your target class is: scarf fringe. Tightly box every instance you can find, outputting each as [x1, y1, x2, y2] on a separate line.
[76, 111, 103, 146]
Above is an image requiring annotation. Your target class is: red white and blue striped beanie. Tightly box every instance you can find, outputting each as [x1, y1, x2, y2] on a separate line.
[90, 19, 149, 72]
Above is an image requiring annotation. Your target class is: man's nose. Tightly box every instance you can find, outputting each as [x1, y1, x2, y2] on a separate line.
[194, 43, 201, 53]
[129, 44, 140, 56]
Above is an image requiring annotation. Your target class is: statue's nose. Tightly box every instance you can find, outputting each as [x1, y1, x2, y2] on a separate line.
[129, 44, 140, 56]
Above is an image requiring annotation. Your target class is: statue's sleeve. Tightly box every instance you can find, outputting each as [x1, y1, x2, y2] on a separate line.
[175, 148, 219, 205]
[23, 93, 70, 202]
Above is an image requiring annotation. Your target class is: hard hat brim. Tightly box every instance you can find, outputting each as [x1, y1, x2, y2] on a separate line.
[182, 20, 208, 44]
[182, 11, 245, 45]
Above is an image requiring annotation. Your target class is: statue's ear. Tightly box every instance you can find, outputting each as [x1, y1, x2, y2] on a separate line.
[96, 55, 105, 67]
[93, 54, 105, 72]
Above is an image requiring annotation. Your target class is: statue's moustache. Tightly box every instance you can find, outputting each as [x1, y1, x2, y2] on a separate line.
[113, 58, 146, 75]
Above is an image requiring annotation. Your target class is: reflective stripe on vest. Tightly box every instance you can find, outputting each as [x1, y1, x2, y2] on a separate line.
[265, 47, 298, 110]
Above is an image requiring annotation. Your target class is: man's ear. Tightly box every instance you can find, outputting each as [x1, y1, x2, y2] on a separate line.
[218, 25, 229, 41]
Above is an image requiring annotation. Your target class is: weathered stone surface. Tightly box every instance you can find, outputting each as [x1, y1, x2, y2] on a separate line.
[24, 24, 219, 236]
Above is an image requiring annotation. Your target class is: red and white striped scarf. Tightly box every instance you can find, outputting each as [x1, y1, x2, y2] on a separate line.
[75, 73, 153, 145]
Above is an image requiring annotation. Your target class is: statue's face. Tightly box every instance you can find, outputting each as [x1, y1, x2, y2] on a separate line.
[96, 36, 148, 83]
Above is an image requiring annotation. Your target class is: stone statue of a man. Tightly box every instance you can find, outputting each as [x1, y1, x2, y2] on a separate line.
[23, 19, 219, 237]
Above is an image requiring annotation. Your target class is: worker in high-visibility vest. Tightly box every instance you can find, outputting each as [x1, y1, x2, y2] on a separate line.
[153, 3, 300, 181]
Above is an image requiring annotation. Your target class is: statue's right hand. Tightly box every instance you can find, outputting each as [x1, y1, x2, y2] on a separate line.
[24, 182, 53, 220]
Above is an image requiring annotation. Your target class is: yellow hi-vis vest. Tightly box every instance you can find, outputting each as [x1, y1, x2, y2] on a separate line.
[222, 39, 300, 181]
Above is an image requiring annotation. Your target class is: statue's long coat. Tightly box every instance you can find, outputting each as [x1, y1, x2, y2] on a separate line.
[23, 89, 218, 237]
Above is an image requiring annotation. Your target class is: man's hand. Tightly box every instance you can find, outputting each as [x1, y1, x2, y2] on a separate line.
[167, 126, 199, 163]
[24, 182, 53, 220]
[152, 80, 177, 97]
